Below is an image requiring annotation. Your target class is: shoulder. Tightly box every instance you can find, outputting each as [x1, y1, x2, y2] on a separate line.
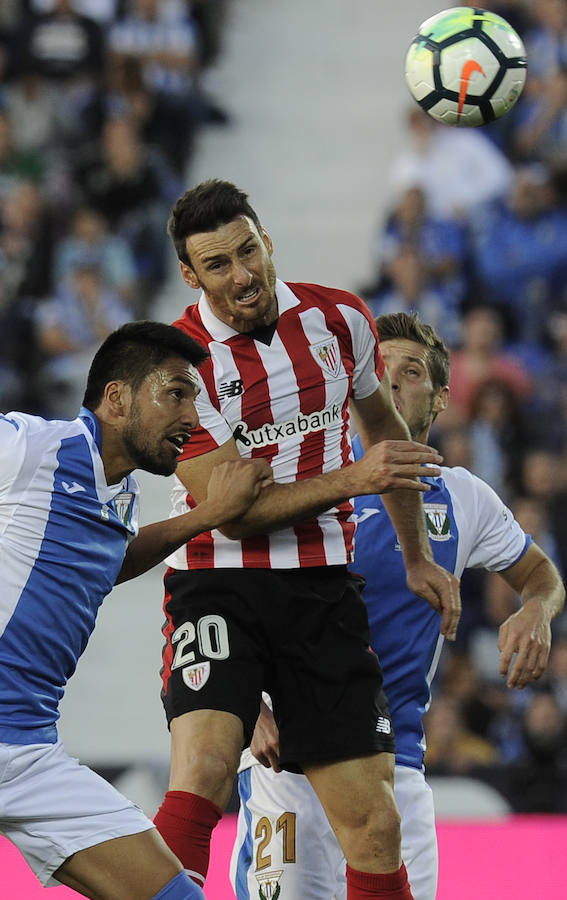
[285, 281, 370, 314]
[440, 465, 516, 530]
[171, 303, 207, 340]
[0, 413, 86, 472]
[440, 465, 497, 504]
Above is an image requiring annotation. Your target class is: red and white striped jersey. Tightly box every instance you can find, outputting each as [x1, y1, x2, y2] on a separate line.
[166, 279, 385, 569]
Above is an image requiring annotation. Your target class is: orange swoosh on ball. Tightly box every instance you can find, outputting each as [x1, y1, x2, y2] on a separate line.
[458, 59, 485, 118]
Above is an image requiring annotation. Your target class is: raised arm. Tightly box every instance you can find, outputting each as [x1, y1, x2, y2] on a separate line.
[497, 543, 565, 689]
[116, 458, 272, 584]
[352, 374, 461, 641]
[173, 419, 445, 542]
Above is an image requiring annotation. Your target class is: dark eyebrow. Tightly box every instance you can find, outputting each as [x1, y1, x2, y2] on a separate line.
[201, 236, 257, 265]
[169, 374, 200, 392]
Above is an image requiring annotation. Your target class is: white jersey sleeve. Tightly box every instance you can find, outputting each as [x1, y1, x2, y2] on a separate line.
[447, 466, 530, 577]
[337, 302, 383, 400]
[0, 413, 29, 492]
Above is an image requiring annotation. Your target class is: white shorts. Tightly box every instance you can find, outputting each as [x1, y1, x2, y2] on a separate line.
[230, 763, 438, 900]
[0, 741, 154, 887]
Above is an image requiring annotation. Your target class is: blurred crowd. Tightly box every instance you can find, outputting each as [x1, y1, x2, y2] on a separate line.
[2, 0, 567, 813]
[0, 0, 231, 417]
[358, 0, 567, 813]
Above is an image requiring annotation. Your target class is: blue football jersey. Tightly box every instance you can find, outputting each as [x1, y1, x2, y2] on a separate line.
[0, 409, 140, 744]
[350, 434, 531, 770]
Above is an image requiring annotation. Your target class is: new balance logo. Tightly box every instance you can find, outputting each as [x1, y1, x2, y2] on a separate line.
[375, 716, 392, 735]
[62, 481, 86, 494]
[218, 379, 244, 399]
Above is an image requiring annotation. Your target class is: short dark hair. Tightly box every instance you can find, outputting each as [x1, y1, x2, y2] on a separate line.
[82, 321, 209, 409]
[375, 311, 450, 390]
[167, 179, 262, 266]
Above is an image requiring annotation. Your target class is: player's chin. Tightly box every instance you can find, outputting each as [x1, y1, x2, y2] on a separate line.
[145, 451, 179, 477]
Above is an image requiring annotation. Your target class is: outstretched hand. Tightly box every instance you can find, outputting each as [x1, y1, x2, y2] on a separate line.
[353, 440, 443, 494]
[406, 558, 461, 641]
[206, 458, 273, 523]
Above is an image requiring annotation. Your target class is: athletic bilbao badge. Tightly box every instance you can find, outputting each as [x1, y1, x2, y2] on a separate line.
[424, 503, 451, 541]
[182, 662, 210, 691]
[310, 337, 341, 377]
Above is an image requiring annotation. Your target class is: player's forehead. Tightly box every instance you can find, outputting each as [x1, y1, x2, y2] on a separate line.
[380, 338, 429, 367]
[185, 216, 261, 262]
[143, 357, 200, 394]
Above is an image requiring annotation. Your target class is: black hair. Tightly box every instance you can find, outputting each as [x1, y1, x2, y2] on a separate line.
[167, 179, 262, 266]
[82, 320, 208, 410]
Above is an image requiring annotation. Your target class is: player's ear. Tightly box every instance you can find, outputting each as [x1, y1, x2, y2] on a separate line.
[104, 380, 131, 418]
[433, 385, 449, 416]
[180, 261, 200, 290]
[261, 228, 273, 256]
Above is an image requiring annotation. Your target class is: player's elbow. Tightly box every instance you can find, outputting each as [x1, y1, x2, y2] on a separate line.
[216, 520, 250, 540]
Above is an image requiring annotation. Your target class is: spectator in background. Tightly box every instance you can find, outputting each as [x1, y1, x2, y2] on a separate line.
[34, 252, 131, 417]
[366, 245, 462, 348]
[518, 447, 567, 578]
[389, 107, 513, 220]
[0, 178, 54, 303]
[506, 689, 567, 812]
[511, 494, 563, 575]
[73, 114, 174, 311]
[0, 278, 31, 412]
[424, 693, 499, 775]
[109, 0, 200, 100]
[2, 63, 60, 158]
[444, 305, 532, 429]
[468, 165, 567, 345]
[81, 54, 195, 176]
[13, 0, 106, 144]
[467, 377, 531, 500]
[53, 205, 138, 308]
[107, 0, 228, 166]
[547, 637, 567, 711]
[0, 110, 44, 196]
[362, 185, 468, 314]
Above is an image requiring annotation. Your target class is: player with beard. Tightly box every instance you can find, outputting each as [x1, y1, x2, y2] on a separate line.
[153, 180, 461, 900]
[231, 311, 564, 900]
[0, 320, 270, 900]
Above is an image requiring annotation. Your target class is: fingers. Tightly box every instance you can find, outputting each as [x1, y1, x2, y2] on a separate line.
[498, 613, 552, 689]
[438, 580, 461, 641]
[360, 440, 445, 493]
[408, 565, 461, 640]
[501, 642, 549, 689]
[380, 470, 441, 492]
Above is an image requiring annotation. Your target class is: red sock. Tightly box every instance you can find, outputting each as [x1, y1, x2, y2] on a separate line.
[346, 862, 413, 899]
[154, 790, 222, 886]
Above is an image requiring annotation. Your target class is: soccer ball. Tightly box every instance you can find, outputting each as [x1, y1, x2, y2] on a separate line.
[404, 6, 527, 127]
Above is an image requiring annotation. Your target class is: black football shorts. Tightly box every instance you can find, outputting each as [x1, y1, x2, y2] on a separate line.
[160, 565, 395, 771]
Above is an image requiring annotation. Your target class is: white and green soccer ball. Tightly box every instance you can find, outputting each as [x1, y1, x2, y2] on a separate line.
[405, 6, 527, 127]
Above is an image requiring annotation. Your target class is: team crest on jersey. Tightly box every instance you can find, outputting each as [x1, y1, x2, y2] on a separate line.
[112, 492, 135, 528]
[256, 869, 283, 899]
[309, 337, 342, 377]
[424, 503, 451, 541]
[182, 661, 210, 691]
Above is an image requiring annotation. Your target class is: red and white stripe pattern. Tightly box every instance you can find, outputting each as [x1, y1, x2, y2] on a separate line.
[167, 280, 384, 569]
